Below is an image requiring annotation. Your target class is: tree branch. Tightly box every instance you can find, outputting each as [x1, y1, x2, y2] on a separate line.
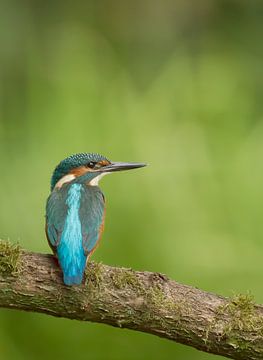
[0, 245, 263, 360]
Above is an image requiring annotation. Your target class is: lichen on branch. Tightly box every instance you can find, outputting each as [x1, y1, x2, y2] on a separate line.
[0, 240, 21, 274]
[0, 239, 263, 360]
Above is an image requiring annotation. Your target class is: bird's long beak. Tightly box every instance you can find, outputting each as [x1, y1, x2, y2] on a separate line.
[101, 162, 147, 173]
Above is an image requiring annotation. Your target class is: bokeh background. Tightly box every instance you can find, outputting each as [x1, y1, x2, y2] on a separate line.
[1, 1, 263, 359]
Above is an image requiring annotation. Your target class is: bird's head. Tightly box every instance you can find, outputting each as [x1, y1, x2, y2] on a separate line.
[51, 152, 146, 191]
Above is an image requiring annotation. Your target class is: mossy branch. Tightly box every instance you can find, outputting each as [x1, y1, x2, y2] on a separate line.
[0, 241, 263, 360]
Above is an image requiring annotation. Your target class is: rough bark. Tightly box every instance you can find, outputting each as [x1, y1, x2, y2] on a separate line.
[0, 249, 263, 360]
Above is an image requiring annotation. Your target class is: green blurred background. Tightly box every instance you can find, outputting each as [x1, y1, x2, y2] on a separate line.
[1, 1, 263, 359]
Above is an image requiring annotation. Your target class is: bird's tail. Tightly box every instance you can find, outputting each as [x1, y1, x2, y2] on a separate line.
[63, 271, 85, 286]
[57, 243, 87, 286]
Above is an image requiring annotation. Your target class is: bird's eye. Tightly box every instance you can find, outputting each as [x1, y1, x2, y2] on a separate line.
[87, 161, 96, 168]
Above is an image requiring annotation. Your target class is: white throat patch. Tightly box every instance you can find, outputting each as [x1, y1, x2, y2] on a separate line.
[55, 174, 76, 189]
[89, 173, 108, 186]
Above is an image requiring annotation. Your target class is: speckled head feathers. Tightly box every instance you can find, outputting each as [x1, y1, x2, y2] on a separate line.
[51, 153, 109, 190]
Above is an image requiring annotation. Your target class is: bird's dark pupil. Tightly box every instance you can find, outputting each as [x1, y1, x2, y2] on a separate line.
[88, 162, 96, 168]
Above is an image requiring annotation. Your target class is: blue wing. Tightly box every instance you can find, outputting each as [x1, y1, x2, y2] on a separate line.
[45, 189, 68, 250]
[79, 186, 105, 255]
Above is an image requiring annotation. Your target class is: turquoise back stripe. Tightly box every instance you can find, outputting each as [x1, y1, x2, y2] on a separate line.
[57, 183, 86, 285]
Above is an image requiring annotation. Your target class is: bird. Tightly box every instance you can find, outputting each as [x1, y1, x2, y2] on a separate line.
[45, 152, 146, 286]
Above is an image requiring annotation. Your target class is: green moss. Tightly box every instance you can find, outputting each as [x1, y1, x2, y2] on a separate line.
[0, 240, 21, 275]
[216, 293, 263, 334]
[150, 285, 187, 313]
[227, 336, 250, 351]
[137, 284, 192, 331]
[111, 268, 142, 290]
[204, 292, 263, 350]
[85, 261, 104, 288]
[217, 293, 255, 316]
[146, 284, 189, 325]
[147, 285, 166, 307]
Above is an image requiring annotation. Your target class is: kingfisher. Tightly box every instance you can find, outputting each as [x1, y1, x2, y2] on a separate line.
[45, 152, 146, 286]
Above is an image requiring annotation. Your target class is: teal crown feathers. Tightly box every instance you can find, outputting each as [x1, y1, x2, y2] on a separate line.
[50, 153, 109, 190]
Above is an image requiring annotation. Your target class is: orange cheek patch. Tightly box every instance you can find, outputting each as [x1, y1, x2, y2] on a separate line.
[98, 160, 110, 167]
[70, 166, 89, 177]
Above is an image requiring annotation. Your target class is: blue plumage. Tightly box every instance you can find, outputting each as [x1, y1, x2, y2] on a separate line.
[57, 183, 86, 285]
[45, 152, 146, 286]
[46, 180, 105, 285]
